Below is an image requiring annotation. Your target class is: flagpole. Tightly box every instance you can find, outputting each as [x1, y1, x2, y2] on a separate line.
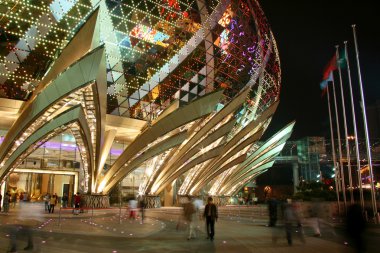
[352, 24, 378, 222]
[327, 84, 341, 214]
[344, 41, 365, 210]
[336, 46, 354, 204]
[331, 71, 347, 211]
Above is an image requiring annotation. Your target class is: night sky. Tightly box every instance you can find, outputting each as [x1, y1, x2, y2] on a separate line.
[259, 0, 379, 140]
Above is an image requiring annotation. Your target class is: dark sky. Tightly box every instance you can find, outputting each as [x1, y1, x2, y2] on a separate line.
[259, 0, 379, 140]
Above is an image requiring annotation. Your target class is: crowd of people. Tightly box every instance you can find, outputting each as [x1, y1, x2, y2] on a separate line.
[0, 191, 83, 212]
[42, 192, 82, 214]
[0, 191, 77, 214]
[174, 194, 370, 250]
[267, 196, 369, 251]
[177, 196, 218, 241]
[0, 191, 30, 213]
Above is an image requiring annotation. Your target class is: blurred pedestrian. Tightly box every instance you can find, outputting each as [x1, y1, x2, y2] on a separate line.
[268, 197, 278, 227]
[183, 196, 196, 240]
[346, 203, 366, 253]
[80, 194, 85, 213]
[8, 224, 34, 253]
[49, 193, 57, 213]
[283, 199, 305, 246]
[139, 198, 146, 224]
[3, 191, 11, 213]
[129, 199, 138, 219]
[74, 192, 81, 215]
[43, 193, 50, 212]
[8, 201, 45, 253]
[11, 193, 18, 207]
[203, 197, 218, 241]
[310, 199, 322, 237]
[23, 192, 28, 201]
[62, 193, 68, 208]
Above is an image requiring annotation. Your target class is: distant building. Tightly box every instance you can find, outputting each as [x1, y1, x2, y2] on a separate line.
[251, 134, 380, 202]
[297, 137, 326, 182]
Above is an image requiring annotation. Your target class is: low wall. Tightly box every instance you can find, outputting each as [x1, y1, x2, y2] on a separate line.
[144, 195, 161, 208]
[82, 194, 110, 208]
[296, 201, 339, 218]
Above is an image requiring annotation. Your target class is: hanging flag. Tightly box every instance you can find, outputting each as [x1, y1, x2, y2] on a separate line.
[337, 47, 347, 69]
[320, 71, 333, 90]
[320, 54, 336, 97]
[323, 55, 337, 79]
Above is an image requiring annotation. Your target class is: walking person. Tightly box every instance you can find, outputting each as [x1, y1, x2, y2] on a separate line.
[310, 199, 322, 237]
[203, 197, 218, 241]
[43, 193, 50, 212]
[62, 193, 68, 208]
[268, 197, 278, 227]
[8, 224, 34, 252]
[128, 198, 138, 219]
[49, 193, 57, 213]
[23, 192, 28, 201]
[183, 196, 196, 240]
[74, 192, 81, 215]
[283, 199, 295, 245]
[283, 199, 305, 246]
[80, 194, 85, 213]
[3, 191, 11, 213]
[139, 198, 146, 224]
[346, 203, 367, 253]
[11, 193, 17, 207]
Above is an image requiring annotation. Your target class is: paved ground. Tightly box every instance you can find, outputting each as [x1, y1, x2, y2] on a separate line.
[1, 202, 379, 253]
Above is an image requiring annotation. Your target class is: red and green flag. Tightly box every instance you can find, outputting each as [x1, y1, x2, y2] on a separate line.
[322, 55, 337, 80]
[322, 48, 346, 80]
[320, 71, 333, 90]
[319, 47, 346, 97]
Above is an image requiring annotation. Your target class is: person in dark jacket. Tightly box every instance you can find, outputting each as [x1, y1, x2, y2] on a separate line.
[346, 203, 366, 253]
[74, 192, 81, 215]
[62, 193, 68, 208]
[203, 197, 218, 241]
[268, 197, 278, 227]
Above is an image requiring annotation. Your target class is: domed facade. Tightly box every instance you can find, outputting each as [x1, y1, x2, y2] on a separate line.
[0, 0, 280, 122]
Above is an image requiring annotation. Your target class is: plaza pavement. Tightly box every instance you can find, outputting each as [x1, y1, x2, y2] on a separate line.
[1, 202, 379, 253]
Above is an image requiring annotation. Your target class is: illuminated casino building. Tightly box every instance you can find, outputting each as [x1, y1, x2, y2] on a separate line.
[0, 0, 294, 207]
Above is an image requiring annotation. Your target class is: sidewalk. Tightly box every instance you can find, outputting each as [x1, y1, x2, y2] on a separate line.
[0, 202, 164, 237]
[0, 203, 379, 252]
